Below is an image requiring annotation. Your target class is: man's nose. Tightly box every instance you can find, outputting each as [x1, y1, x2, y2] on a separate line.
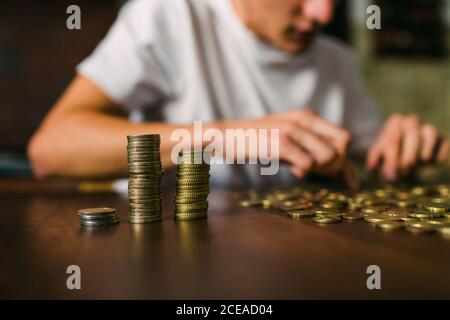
[303, 0, 334, 25]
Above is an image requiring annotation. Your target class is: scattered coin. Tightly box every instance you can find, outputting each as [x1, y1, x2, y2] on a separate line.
[408, 210, 443, 219]
[405, 222, 436, 235]
[364, 215, 401, 224]
[427, 220, 450, 227]
[423, 203, 449, 213]
[401, 217, 420, 223]
[239, 199, 263, 207]
[438, 227, 450, 236]
[342, 212, 364, 220]
[278, 200, 314, 212]
[312, 216, 342, 224]
[238, 184, 450, 237]
[376, 221, 404, 232]
[286, 210, 315, 219]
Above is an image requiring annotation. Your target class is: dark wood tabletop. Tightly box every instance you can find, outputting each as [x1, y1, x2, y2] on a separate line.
[1, 178, 450, 299]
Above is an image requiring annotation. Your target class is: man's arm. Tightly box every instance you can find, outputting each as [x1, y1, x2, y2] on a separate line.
[28, 74, 191, 178]
[28, 75, 352, 180]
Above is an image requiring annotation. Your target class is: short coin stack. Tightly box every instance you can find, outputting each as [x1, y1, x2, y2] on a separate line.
[78, 208, 119, 227]
[127, 134, 163, 223]
[174, 150, 211, 221]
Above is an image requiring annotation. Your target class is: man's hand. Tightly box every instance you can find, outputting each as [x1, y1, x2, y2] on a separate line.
[366, 114, 450, 181]
[229, 109, 355, 185]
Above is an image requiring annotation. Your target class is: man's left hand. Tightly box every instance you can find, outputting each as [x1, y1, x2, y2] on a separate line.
[366, 114, 450, 181]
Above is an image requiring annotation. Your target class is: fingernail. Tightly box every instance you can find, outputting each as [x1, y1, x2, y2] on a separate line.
[386, 170, 396, 181]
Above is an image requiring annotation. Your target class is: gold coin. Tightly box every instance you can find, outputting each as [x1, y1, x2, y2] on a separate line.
[382, 209, 408, 217]
[262, 199, 273, 209]
[396, 191, 410, 200]
[342, 213, 363, 220]
[239, 199, 263, 207]
[427, 220, 450, 227]
[374, 188, 388, 198]
[396, 199, 415, 208]
[376, 221, 404, 231]
[314, 208, 338, 215]
[364, 215, 400, 224]
[362, 205, 390, 215]
[401, 217, 419, 223]
[312, 216, 342, 224]
[410, 186, 427, 196]
[286, 210, 315, 219]
[405, 222, 436, 234]
[436, 185, 450, 196]
[279, 201, 314, 212]
[321, 201, 346, 209]
[423, 203, 449, 213]
[430, 198, 448, 204]
[408, 210, 443, 219]
[438, 227, 450, 236]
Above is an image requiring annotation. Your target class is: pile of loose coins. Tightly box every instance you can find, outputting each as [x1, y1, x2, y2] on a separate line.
[239, 184, 450, 237]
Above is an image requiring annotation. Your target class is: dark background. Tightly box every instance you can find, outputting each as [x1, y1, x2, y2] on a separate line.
[0, 0, 448, 156]
[0, 0, 118, 153]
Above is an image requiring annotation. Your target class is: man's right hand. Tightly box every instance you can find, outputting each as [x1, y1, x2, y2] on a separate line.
[225, 108, 354, 184]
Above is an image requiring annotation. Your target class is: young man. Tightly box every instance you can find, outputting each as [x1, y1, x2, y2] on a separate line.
[28, 0, 449, 187]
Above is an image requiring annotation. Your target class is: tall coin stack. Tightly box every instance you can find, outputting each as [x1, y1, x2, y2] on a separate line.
[174, 150, 211, 221]
[127, 134, 162, 223]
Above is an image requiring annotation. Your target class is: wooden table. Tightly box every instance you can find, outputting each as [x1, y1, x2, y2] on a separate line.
[1, 179, 450, 299]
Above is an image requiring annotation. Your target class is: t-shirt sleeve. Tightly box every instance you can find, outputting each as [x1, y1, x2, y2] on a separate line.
[342, 52, 383, 154]
[76, 0, 173, 111]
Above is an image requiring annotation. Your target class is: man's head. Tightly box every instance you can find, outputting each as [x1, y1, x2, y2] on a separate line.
[232, 0, 335, 54]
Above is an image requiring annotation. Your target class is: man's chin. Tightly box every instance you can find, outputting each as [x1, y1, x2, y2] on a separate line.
[286, 39, 316, 55]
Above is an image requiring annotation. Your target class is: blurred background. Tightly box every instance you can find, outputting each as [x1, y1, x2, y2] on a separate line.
[0, 0, 449, 177]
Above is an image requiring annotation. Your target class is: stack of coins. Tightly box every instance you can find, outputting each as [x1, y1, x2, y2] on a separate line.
[127, 134, 163, 223]
[174, 150, 211, 221]
[78, 208, 119, 227]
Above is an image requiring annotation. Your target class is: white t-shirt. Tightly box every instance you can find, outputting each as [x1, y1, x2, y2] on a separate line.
[77, 0, 382, 187]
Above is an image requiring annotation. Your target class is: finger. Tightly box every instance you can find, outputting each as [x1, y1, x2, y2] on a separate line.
[289, 127, 337, 166]
[287, 164, 307, 178]
[382, 143, 400, 182]
[297, 111, 350, 155]
[400, 115, 420, 172]
[380, 120, 403, 181]
[436, 138, 450, 164]
[372, 114, 403, 180]
[420, 123, 439, 162]
[366, 145, 382, 171]
[280, 138, 314, 178]
[342, 160, 360, 191]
